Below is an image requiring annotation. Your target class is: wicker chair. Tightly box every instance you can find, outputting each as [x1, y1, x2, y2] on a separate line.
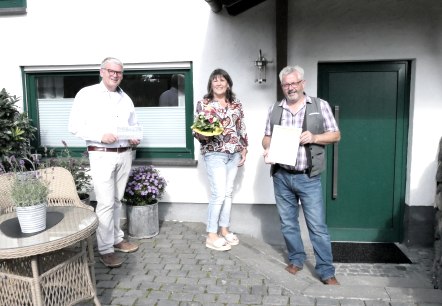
[0, 167, 100, 306]
[0, 166, 93, 213]
[43, 166, 93, 211]
[0, 172, 14, 215]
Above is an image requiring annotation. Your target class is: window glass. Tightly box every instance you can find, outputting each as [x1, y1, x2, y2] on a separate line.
[0, 0, 26, 15]
[122, 73, 184, 107]
[37, 76, 98, 99]
[27, 68, 193, 159]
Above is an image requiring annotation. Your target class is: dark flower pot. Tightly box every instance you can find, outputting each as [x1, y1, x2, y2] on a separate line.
[78, 193, 90, 206]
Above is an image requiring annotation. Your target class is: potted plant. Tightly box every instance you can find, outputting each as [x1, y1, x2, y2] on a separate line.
[43, 141, 92, 204]
[9, 158, 51, 233]
[123, 165, 167, 238]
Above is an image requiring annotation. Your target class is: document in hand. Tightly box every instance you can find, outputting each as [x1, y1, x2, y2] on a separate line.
[117, 126, 143, 140]
[266, 125, 302, 166]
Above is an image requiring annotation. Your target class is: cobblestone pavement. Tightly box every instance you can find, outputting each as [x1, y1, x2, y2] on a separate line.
[78, 221, 442, 306]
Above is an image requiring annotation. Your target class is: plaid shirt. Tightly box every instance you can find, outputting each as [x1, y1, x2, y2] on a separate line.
[264, 95, 339, 171]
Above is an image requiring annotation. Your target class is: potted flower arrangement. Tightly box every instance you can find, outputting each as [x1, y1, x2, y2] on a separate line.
[191, 105, 224, 136]
[123, 165, 167, 238]
[43, 141, 92, 204]
[9, 158, 51, 233]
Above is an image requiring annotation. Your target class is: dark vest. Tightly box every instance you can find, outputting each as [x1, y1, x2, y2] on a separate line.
[269, 97, 325, 177]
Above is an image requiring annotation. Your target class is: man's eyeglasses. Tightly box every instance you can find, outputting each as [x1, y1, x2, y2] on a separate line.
[282, 80, 304, 89]
[103, 68, 123, 76]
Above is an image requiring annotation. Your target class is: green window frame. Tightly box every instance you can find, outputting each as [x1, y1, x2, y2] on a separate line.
[22, 63, 195, 161]
[0, 0, 26, 15]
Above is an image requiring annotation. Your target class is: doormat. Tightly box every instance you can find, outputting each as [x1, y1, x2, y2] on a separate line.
[331, 242, 412, 264]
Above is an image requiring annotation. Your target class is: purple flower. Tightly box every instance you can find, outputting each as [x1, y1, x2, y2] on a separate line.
[123, 165, 167, 206]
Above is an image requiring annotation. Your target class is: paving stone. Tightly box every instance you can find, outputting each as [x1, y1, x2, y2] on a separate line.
[262, 295, 289, 305]
[216, 293, 241, 303]
[178, 302, 203, 306]
[146, 290, 170, 300]
[169, 292, 195, 302]
[161, 283, 185, 293]
[111, 296, 137, 305]
[288, 295, 316, 306]
[315, 297, 340, 305]
[88, 221, 435, 306]
[156, 300, 180, 306]
[338, 299, 365, 305]
[139, 281, 162, 291]
[364, 301, 391, 306]
[193, 293, 217, 303]
[96, 280, 119, 289]
[240, 293, 263, 304]
[181, 284, 206, 294]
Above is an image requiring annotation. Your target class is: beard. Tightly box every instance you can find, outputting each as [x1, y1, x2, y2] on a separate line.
[286, 89, 302, 103]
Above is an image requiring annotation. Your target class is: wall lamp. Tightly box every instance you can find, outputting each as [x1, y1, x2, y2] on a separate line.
[254, 49, 272, 84]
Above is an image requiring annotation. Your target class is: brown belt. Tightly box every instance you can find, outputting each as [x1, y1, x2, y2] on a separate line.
[87, 146, 130, 153]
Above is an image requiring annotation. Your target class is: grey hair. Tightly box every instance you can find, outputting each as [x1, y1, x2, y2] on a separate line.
[100, 57, 124, 69]
[279, 65, 304, 82]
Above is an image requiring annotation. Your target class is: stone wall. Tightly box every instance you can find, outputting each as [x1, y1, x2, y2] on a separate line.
[433, 137, 442, 289]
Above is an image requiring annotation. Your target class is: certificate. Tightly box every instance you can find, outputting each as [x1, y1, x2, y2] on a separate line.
[266, 125, 302, 166]
[117, 126, 143, 140]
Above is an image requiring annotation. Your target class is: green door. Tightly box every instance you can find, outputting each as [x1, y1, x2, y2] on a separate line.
[318, 61, 410, 242]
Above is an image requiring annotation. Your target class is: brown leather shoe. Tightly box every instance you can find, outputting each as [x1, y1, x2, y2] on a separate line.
[114, 240, 139, 253]
[100, 253, 123, 268]
[285, 264, 302, 275]
[322, 276, 340, 285]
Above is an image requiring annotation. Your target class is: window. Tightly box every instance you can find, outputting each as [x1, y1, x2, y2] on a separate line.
[23, 62, 195, 160]
[0, 0, 26, 15]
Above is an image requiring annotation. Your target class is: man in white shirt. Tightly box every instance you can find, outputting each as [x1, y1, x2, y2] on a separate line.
[69, 57, 141, 268]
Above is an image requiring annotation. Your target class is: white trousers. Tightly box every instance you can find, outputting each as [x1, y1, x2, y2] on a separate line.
[88, 150, 132, 255]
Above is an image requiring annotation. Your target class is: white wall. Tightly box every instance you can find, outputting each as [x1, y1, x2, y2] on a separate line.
[0, 0, 278, 208]
[286, 0, 442, 207]
[2, 0, 440, 216]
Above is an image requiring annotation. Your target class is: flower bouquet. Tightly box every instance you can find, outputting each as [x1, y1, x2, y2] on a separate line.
[191, 106, 224, 136]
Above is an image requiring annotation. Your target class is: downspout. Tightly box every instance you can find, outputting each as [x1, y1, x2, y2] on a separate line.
[276, 0, 288, 101]
[205, 0, 223, 13]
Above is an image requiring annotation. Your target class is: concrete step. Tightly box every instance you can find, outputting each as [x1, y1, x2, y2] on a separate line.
[230, 232, 442, 304]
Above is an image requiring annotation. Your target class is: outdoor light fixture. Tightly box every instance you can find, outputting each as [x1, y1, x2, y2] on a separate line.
[254, 49, 272, 84]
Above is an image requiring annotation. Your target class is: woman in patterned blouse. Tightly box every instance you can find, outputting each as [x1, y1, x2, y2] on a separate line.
[193, 68, 248, 251]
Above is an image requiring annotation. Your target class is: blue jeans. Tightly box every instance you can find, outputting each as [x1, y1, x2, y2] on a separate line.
[273, 168, 335, 281]
[204, 152, 241, 233]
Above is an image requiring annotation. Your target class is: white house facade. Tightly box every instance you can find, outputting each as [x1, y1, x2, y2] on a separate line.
[1, 0, 440, 246]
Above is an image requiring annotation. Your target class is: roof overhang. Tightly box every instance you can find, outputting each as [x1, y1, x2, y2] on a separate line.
[205, 0, 267, 16]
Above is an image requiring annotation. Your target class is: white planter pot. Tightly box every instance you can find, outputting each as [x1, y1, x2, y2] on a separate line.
[16, 203, 47, 233]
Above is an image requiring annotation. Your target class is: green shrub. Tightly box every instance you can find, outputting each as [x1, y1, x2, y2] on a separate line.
[0, 88, 37, 171]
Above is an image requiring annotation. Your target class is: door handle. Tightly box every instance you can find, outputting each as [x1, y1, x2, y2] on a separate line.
[332, 106, 339, 199]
